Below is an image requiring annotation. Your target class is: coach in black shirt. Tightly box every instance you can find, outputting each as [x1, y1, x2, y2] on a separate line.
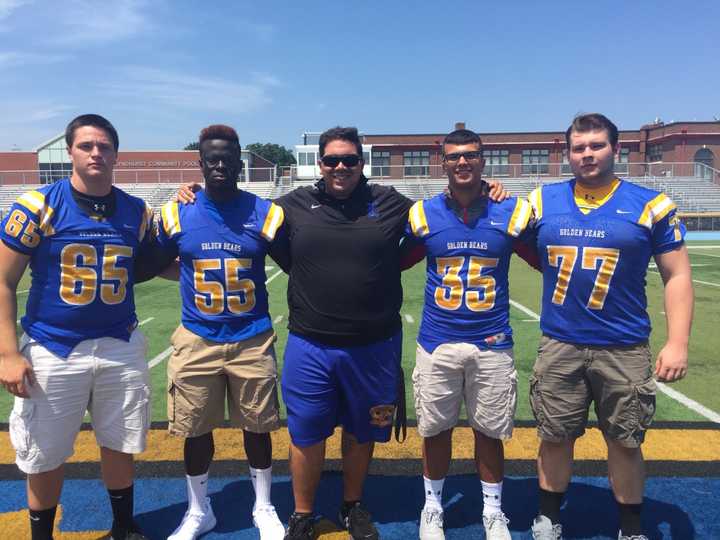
[277, 127, 412, 540]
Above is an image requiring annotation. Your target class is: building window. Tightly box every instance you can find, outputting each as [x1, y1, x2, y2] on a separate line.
[694, 148, 714, 179]
[39, 163, 72, 184]
[614, 148, 630, 175]
[647, 144, 662, 163]
[483, 149, 509, 176]
[297, 152, 316, 166]
[371, 151, 390, 177]
[363, 151, 370, 165]
[561, 150, 571, 175]
[522, 149, 549, 175]
[403, 151, 429, 177]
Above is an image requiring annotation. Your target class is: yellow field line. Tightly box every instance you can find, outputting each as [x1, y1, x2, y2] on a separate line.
[2, 427, 719, 465]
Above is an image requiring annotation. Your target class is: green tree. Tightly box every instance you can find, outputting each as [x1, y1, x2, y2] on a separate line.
[245, 143, 296, 167]
[184, 142, 199, 150]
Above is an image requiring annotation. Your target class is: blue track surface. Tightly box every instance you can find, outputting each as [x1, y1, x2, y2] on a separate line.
[1, 474, 718, 539]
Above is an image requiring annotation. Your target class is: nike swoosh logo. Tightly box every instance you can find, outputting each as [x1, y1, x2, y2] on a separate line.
[490, 221, 504, 226]
[243, 223, 254, 228]
[616, 210, 632, 214]
[29, 516, 40, 521]
[311, 204, 322, 209]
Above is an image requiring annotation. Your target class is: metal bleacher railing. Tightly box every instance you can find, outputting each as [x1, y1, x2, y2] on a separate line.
[1, 163, 719, 230]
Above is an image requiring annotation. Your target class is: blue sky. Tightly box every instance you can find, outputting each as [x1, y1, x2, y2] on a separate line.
[1, 0, 719, 151]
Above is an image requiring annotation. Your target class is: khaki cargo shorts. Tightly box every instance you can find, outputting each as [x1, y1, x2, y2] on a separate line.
[529, 335, 656, 448]
[413, 342, 517, 440]
[167, 325, 281, 437]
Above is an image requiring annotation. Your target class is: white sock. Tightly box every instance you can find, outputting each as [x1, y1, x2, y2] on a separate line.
[250, 465, 273, 510]
[186, 473, 209, 514]
[481, 480, 503, 517]
[423, 476, 445, 511]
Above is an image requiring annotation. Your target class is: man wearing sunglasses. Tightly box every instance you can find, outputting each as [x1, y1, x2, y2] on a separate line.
[276, 126, 411, 540]
[405, 129, 533, 540]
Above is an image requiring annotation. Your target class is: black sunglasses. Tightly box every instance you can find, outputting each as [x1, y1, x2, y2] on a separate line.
[443, 151, 482, 163]
[320, 154, 361, 168]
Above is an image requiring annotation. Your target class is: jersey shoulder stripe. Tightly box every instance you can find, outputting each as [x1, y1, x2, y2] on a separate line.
[409, 200, 429, 237]
[506, 197, 532, 237]
[638, 192, 676, 229]
[260, 202, 284, 241]
[160, 200, 182, 237]
[528, 186, 543, 220]
[138, 202, 153, 242]
[14, 188, 57, 236]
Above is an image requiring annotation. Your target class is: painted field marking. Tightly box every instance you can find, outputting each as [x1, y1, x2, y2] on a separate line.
[690, 251, 720, 259]
[138, 317, 154, 326]
[17, 289, 28, 295]
[686, 245, 720, 249]
[273, 315, 284, 324]
[657, 382, 720, 424]
[149, 271, 285, 370]
[648, 269, 720, 288]
[649, 263, 710, 268]
[509, 297, 720, 423]
[510, 299, 540, 321]
[265, 265, 275, 271]
[148, 347, 173, 369]
[404, 314, 414, 323]
[521, 318, 538, 322]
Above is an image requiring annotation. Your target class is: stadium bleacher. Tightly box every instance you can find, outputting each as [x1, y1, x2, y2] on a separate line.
[1, 173, 719, 217]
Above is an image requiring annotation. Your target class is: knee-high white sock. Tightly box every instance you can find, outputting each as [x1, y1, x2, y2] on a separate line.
[481, 480, 503, 516]
[423, 476, 445, 511]
[250, 465, 273, 510]
[186, 473, 209, 514]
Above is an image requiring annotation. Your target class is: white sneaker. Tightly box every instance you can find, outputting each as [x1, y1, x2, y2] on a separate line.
[167, 497, 217, 540]
[252, 504, 285, 539]
[483, 512, 511, 540]
[419, 507, 445, 540]
[531, 514, 562, 540]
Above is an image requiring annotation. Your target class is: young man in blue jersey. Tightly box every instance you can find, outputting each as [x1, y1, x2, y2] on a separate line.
[406, 129, 532, 540]
[157, 125, 286, 540]
[0, 114, 153, 540]
[528, 114, 693, 540]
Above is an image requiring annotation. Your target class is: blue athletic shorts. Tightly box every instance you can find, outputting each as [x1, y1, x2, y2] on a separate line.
[281, 331, 402, 447]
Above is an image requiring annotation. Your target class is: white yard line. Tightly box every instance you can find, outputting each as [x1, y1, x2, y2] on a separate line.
[17, 289, 29, 295]
[138, 317, 154, 326]
[686, 245, 720, 249]
[148, 347, 173, 368]
[273, 315, 284, 324]
[690, 251, 720, 259]
[266, 269, 283, 285]
[265, 265, 275, 271]
[648, 269, 720, 288]
[509, 299, 540, 321]
[404, 314, 414, 323]
[509, 297, 720, 423]
[657, 383, 720, 424]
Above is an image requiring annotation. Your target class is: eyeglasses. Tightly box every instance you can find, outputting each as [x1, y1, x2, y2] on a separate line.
[443, 151, 482, 163]
[320, 154, 361, 168]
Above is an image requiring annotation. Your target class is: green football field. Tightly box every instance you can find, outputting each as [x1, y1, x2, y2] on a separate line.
[2, 240, 719, 423]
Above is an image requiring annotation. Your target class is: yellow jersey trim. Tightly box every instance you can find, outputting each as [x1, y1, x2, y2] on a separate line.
[161, 201, 182, 237]
[409, 201, 429, 237]
[261, 203, 285, 241]
[638, 193, 676, 229]
[528, 187, 543, 221]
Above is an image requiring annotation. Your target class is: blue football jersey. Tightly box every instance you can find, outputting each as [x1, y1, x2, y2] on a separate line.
[157, 190, 284, 342]
[408, 194, 533, 353]
[528, 179, 685, 345]
[0, 179, 153, 358]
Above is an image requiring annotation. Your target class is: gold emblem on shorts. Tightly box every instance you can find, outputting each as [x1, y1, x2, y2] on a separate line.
[369, 404, 395, 427]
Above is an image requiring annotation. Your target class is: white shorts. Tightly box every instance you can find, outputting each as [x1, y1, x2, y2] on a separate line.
[9, 329, 151, 474]
[412, 342, 517, 439]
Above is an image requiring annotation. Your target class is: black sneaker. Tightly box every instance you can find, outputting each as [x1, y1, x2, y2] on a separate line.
[110, 522, 149, 540]
[339, 502, 379, 540]
[284, 512, 315, 540]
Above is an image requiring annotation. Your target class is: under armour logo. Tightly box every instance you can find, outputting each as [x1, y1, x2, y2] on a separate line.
[93, 203, 106, 213]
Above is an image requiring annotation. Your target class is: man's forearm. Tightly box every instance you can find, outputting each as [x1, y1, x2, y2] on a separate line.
[0, 284, 20, 357]
[663, 273, 693, 346]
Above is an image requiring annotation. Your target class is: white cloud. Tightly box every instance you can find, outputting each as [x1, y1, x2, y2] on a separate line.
[0, 0, 30, 20]
[0, 51, 69, 68]
[51, 0, 151, 44]
[100, 66, 279, 113]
